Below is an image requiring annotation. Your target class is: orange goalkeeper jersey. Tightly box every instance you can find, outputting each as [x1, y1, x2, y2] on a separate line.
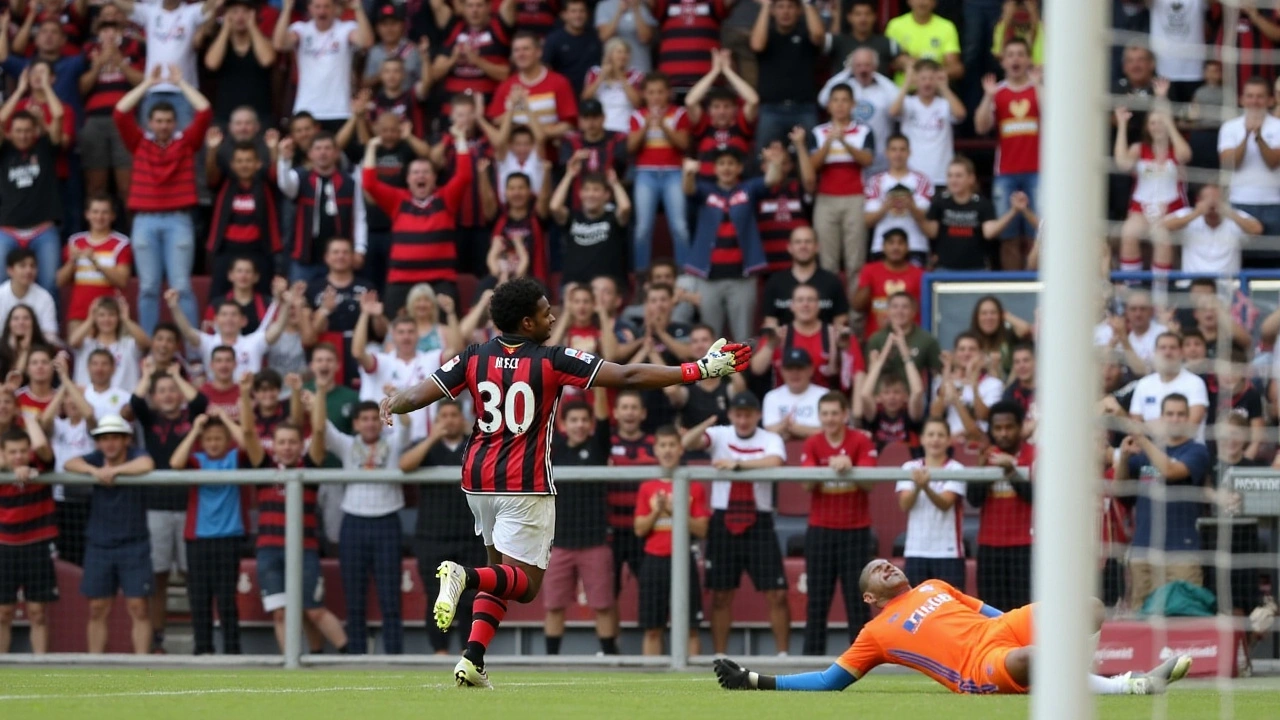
[836, 580, 1032, 694]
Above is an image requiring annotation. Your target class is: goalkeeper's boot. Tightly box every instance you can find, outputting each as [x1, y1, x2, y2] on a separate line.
[434, 561, 467, 631]
[1125, 654, 1193, 695]
[454, 656, 493, 689]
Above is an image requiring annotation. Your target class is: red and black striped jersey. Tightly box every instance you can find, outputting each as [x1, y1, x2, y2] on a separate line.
[693, 109, 754, 183]
[654, 0, 727, 88]
[557, 130, 629, 211]
[492, 210, 548, 279]
[241, 452, 320, 551]
[369, 88, 427, 138]
[607, 432, 655, 529]
[505, 0, 559, 38]
[440, 16, 513, 100]
[83, 38, 146, 116]
[442, 135, 494, 228]
[432, 335, 606, 494]
[0, 474, 56, 546]
[362, 152, 472, 285]
[757, 178, 810, 272]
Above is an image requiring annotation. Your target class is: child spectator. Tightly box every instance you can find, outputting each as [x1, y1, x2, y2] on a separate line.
[628, 72, 691, 271]
[896, 418, 967, 591]
[65, 415, 157, 654]
[203, 259, 274, 335]
[858, 333, 926, 451]
[57, 197, 133, 337]
[0, 249, 59, 344]
[550, 164, 631, 291]
[889, 60, 964, 190]
[491, 123, 545, 205]
[799, 392, 878, 656]
[0, 425, 56, 654]
[684, 53, 759, 187]
[69, 297, 149, 391]
[634, 424, 708, 656]
[15, 346, 58, 416]
[198, 347, 243, 419]
[862, 136, 934, 265]
[169, 413, 251, 655]
[854, 230, 925, 340]
[487, 169, 551, 289]
[253, 370, 301, 456]
[42, 377, 95, 567]
[543, 393, 617, 656]
[810, 83, 873, 276]
[168, 289, 285, 379]
[207, 141, 285, 300]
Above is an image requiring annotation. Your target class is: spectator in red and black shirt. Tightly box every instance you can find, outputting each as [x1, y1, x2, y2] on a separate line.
[1002, 342, 1036, 433]
[239, 397, 349, 654]
[557, 99, 628, 213]
[756, 133, 814, 274]
[204, 0, 276, 129]
[653, 0, 728, 90]
[487, 165, 552, 290]
[430, 94, 498, 275]
[277, 131, 366, 287]
[858, 331, 925, 452]
[114, 64, 213, 334]
[80, 16, 145, 206]
[606, 389, 654, 599]
[365, 55, 431, 138]
[799, 391, 876, 656]
[0, 425, 56, 654]
[968, 401, 1036, 611]
[357, 111, 433, 296]
[685, 51, 758, 185]
[207, 139, 285, 299]
[428, 0, 516, 108]
[511, 0, 560, 39]
[361, 124, 473, 317]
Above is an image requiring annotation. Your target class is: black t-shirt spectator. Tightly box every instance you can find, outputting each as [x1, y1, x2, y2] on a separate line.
[551, 420, 611, 549]
[130, 392, 210, 511]
[212, 46, 273, 127]
[761, 267, 849, 326]
[413, 438, 474, 541]
[82, 446, 151, 548]
[560, 209, 629, 289]
[929, 192, 996, 270]
[757, 18, 819, 104]
[306, 275, 376, 385]
[1003, 380, 1035, 416]
[0, 136, 61, 229]
[1202, 376, 1262, 430]
[543, 28, 602, 96]
[362, 141, 419, 233]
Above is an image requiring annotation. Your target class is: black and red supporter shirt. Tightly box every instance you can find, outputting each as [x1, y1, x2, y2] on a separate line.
[799, 430, 877, 530]
[607, 431, 656, 530]
[240, 452, 320, 551]
[432, 335, 606, 494]
[0, 453, 56, 546]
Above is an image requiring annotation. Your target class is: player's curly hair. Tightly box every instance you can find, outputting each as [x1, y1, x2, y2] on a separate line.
[489, 277, 548, 334]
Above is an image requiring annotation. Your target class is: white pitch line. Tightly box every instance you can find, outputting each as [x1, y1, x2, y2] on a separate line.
[0, 676, 710, 701]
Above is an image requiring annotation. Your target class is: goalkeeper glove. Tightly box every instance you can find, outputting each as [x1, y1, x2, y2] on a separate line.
[682, 338, 752, 383]
[713, 659, 754, 690]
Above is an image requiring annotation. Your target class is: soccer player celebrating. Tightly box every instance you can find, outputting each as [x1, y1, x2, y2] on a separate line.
[381, 277, 750, 687]
[713, 559, 1192, 695]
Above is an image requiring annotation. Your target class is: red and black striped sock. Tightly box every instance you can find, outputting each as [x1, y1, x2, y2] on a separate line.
[463, 593, 507, 667]
[465, 565, 531, 600]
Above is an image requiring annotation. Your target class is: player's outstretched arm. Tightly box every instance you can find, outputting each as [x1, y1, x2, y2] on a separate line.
[592, 339, 751, 391]
[380, 377, 448, 425]
[713, 659, 857, 692]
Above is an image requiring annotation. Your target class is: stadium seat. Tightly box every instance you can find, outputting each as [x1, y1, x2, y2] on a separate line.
[775, 482, 810, 517]
[783, 440, 806, 466]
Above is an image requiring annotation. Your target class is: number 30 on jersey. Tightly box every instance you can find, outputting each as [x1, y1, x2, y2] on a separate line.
[476, 380, 535, 434]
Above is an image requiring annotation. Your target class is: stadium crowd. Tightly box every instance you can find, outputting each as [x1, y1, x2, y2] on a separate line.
[0, 0, 1277, 658]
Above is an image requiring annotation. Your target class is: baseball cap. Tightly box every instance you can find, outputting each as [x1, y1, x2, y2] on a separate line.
[579, 99, 604, 117]
[781, 347, 813, 368]
[376, 2, 405, 20]
[224, 0, 258, 7]
[729, 393, 761, 411]
[91, 415, 133, 437]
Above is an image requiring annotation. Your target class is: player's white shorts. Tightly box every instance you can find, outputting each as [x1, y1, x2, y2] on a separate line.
[466, 494, 556, 570]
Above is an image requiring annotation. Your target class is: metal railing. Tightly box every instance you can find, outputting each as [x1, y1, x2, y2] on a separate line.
[11, 465, 1018, 669]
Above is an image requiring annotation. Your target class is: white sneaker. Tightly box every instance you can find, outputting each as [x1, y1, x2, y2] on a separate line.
[1123, 654, 1193, 695]
[454, 657, 493, 689]
[434, 561, 467, 631]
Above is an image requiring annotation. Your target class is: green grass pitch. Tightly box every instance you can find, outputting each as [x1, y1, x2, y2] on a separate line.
[2, 667, 1279, 720]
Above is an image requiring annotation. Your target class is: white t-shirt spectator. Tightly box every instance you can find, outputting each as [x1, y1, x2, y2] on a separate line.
[82, 384, 131, 422]
[1217, 115, 1280, 205]
[819, 72, 898, 175]
[73, 336, 142, 391]
[761, 383, 826, 432]
[199, 330, 270, 379]
[0, 281, 58, 341]
[704, 424, 786, 511]
[52, 416, 94, 474]
[931, 374, 1004, 434]
[1128, 322, 1169, 366]
[357, 349, 443, 438]
[326, 421, 409, 517]
[896, 458, 966, 559]
[583, 66, 644, 133]
[130, 2, 206, 93]
[865, 168, 934, 254]
[290, 20, 360, 120]
[1150, 0, 1205, 82]
[898, 95, 961, 186]
[1128, 368, 1209, 440]
[1171, 206, 1254, 275]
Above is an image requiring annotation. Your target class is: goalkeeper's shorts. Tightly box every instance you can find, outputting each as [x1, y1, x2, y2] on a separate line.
[965, 604, 1037, 694]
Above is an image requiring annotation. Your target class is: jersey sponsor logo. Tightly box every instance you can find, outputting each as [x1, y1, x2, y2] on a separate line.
[441, 355, 461, 372]
[564, 348, 595, 364]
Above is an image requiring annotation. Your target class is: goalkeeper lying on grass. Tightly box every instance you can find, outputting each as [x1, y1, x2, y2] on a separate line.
[714, 559, 1191, 695]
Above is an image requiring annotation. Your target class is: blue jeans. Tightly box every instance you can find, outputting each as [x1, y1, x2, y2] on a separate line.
[755, 103, 819, 161]
[633, 168, 690, 272]
[1235, 203, 1280, 265]
[289, 262, 328, 287]
[138, 90, 194, 130]
[132, 211, 196, 334]
[0, 225, 62, 299]
[991, 172, 1040, 239]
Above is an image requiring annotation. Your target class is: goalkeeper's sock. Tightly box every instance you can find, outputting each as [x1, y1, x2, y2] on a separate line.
[465, 565, 531, 601]
[463, 593, 507, 669]
[1088, 673, 1130, 694]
